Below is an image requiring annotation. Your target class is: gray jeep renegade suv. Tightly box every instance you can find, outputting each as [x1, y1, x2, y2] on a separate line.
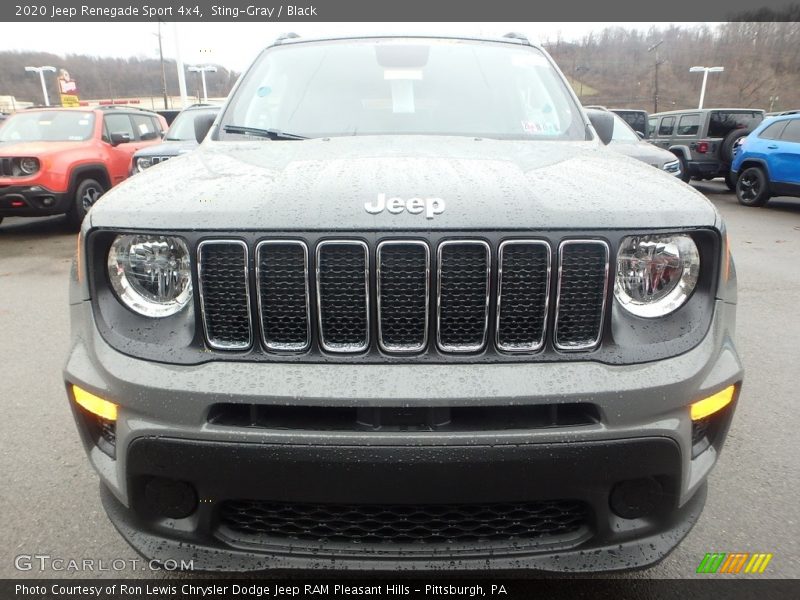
[65, 34, 743, 572]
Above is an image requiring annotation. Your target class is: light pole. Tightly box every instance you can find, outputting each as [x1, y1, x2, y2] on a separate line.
[647, 41, 664, 113]
[24, 66, 56, 106]
[689, 66, 724, 109]
[188, 65, 217, 102]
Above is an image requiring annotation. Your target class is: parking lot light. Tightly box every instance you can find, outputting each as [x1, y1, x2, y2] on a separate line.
[188, 65, 217, 102]
[689, 66, 725, 109]
[24, 66, 57, 106]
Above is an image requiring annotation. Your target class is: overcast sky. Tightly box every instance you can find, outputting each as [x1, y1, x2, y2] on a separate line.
[0, 22, 708, 72]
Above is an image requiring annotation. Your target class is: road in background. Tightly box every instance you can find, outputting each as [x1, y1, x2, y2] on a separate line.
[0, 184, 798, 579]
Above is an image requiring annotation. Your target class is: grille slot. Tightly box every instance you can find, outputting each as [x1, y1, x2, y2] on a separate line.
[219, 499, 589, 546]
[437, 241, 491, 352]
[496, 240, 551, 352]
[376, 241, 430, 353]
[197, 240, 252, 350]
[0, 158, 14, 177]
[256, 241, 310, 352]
[554, 240, 609, 351]
[316, 241, 370, 353]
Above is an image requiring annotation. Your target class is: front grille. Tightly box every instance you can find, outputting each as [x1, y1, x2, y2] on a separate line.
[0, 157, 16, 177]
[195, 236, 611, 357]
[197, 240, 252, 350]
[316, 241, 370, 352]
[219, 499, 589, 546]
[150, 156, 171, 166]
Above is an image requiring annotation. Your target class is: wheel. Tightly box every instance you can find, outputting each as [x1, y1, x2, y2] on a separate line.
[677, 156, 691, 183]
[725, 172, 737, 191]
[721, 128, 752, 164]
[66, 178, 105, 229]
[736, 166, 770, 207]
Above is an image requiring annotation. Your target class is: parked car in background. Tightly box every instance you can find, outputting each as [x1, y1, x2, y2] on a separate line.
[0, 106, 167, 228]
[610, 109, 649, 138]
[0, 113, 9, 125]
[765, 109, 799, 117]
[600, 109, 681, 177]
[132, 104, 220, 173]
[730, 113, 800, 206]
[649, 108, 764, 187]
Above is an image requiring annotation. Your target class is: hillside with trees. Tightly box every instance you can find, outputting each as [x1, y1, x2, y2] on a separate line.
[0, 51, 238, 106]
[2, 20, 800, 113]
[546, 20, 800, 112]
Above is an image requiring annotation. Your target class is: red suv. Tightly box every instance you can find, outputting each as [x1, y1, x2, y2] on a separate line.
[0, 107, 167, 228]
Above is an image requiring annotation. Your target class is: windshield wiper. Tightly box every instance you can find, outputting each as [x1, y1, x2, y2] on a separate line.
[222, 125, 308, 140]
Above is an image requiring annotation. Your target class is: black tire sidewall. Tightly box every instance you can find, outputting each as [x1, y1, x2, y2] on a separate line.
[67, 178, 104, 228]
[678, 156, 691, 183]
[736, 167, 769, 206]
[721, 128, 750, 164]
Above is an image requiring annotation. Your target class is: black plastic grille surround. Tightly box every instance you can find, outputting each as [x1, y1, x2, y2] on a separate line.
[316, 242, 369, 351]
[257, 242, 309, 351]
[437, 242, 491, 351]
[497, 241, 551, 351]
[377, 242, 429, 351]
[219, 499, 589, 546]
[198, 241, 252, 349]
[554, 242, 609, 350]
[195, 236, 612, 358]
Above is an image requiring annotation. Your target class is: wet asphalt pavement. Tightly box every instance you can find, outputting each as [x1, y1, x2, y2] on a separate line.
[0, 182, 798, 582]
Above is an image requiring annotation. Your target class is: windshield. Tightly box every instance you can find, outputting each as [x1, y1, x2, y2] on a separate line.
[0, 111, 95, 142]
[611, 113, 641, 142]
[166, 107, 219, 141]
[221, 38, 586, 140]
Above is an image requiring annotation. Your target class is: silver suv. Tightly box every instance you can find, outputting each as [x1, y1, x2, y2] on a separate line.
[65, 34, 743, 572]
[649, 108, 764, 187]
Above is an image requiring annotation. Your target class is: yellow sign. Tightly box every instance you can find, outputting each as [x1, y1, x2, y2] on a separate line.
[60, 94, 80, 107]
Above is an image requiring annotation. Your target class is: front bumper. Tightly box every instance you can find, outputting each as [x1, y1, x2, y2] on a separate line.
[64, 298, 743, 572]
[0, 184, 70, 216]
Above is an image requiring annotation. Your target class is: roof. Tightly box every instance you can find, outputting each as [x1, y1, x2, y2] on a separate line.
[268, 33, 540, 50]
[652, 108, 765, 117]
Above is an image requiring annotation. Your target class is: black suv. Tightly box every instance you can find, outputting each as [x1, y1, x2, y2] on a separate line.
[649, 108, 764, 187]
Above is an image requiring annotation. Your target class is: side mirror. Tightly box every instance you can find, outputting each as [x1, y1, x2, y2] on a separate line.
[636, 131, 645, 140]
[194, 114, 216, 144]
[585, 109, 614, 145]
[109, 132, 131, 146]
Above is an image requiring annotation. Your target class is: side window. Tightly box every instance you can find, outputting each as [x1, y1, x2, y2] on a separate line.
[647, 117, 657, 138]
[104, 114, 135, 139]
[779, 120, 800, 143]
[759, 121, 788, 140]
[658, 116, 675, 136]
[677, 114, 700, 136]
[132, 114, 160, 141]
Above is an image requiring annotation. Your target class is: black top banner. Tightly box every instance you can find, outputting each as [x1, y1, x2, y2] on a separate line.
[2, 0, 800, 22]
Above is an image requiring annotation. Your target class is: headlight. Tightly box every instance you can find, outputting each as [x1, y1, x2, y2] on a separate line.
[614, 234, 699, 318]
[107, 235, 192, 317]
[19, 157, 40, 175]
[135, 157, 152, 172]
[663, 159, 681, 176]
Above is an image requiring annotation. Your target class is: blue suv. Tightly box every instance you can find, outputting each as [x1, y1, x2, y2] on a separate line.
[731, 114, 800, 206]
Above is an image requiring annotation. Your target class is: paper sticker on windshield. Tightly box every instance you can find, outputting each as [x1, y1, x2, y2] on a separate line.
[522, 120, 559, 135]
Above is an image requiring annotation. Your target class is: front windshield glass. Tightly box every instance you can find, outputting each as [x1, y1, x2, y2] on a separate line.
[611, 113, 641, 142]
[166, 108, 219, 140]
[0, 111, 95, 142]
[221, 38, 587, 140]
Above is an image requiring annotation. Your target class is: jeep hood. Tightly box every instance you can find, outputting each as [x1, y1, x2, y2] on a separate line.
[90, 136, 717, 230]
[608, 141, 677, 167]
[0, 140, 84, 156]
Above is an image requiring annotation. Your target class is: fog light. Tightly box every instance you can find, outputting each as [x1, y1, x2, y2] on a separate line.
[610, 477, 664, 519]
[41, 196, 55, 207]
[144, 478, 198, 519]
[72, 384, 117, 421]
[691, 385, 736, 421]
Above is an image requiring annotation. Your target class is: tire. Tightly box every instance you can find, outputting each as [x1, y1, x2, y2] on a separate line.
[66, 178, 105, 229]
[725, 172, 738, 192]
[736, 166, 770, 207]
[677, 156, 691, 183]
[721, 128, 751, 164]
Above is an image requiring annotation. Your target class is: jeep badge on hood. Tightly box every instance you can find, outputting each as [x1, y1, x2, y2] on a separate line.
[365, 193, 445, 219]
